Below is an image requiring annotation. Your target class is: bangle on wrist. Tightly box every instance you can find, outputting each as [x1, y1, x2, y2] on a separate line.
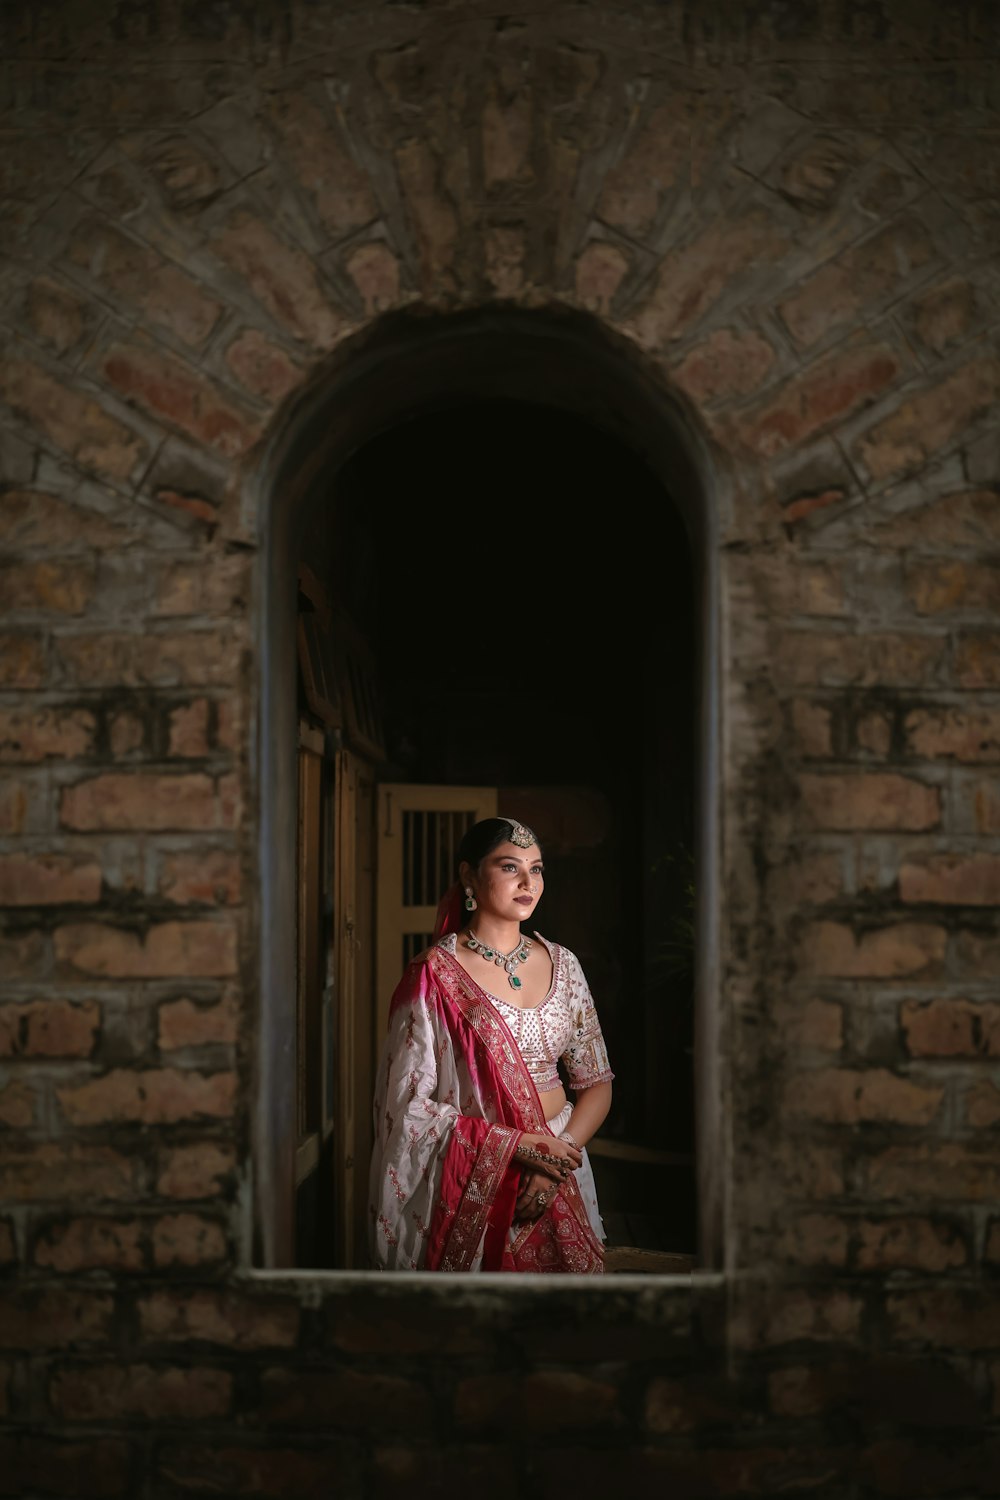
[558, 1130, 580, 1149]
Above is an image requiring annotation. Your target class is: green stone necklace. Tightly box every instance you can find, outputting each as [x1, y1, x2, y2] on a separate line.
[464, 930, 533, 989]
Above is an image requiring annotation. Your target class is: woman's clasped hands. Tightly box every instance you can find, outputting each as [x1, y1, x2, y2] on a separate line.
[512, 1132, 582, 1222]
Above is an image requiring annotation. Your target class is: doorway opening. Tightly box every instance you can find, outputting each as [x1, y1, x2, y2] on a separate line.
[255, 307, 719, 1274]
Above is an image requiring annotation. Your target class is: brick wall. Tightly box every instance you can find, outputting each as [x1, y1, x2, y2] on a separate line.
[1, 1, 999, 1493]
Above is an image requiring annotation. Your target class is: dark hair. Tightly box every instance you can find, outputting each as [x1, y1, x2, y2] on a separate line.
[456, 817, 543, 875]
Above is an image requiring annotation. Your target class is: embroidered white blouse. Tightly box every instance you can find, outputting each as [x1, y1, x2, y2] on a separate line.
[438, 932, 614, 1095]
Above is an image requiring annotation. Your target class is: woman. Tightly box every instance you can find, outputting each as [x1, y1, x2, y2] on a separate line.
[368, 816, 614, 1272]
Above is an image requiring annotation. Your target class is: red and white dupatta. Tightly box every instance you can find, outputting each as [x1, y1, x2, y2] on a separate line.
[368, 944, 604, 1274]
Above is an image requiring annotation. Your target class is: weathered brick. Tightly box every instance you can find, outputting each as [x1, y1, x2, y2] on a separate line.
[905, 559, 1000, 616]
[21, 275, 91, 355]
[0, 852, 101, 906]
[33, 1215, 145, 1272]
[872, 487, 1000, 548]
[56, 629, 241, 688]
[778, 632, 945, 688]
[0, 1141, 136, 1202]
[167, 699, 211, 757]
[0, 1435, 130, 1498]
[157, 849, 240, 906]
[733, 1288, 863, 1348]
[452, 1372, 518, 1429]
[520, 1370, 620, 1431]
[268, 93, 377, 239]
[855, 1216, 967, 1271]
[776, 1212, 850, 1267]
[54, 921, 238, 978]
[61, 773, 217, 830]
[224, 329, 304, 404]
[0, 705, 96, 763]
[0, 489, 129, 550]
[771, 1140, 844, 1199]
[0, 779, 31, 834]
[739, 339, 901, 457]
[909, 277, 981, 355]
[378, 1445, 525, 1497]
[778, 218, 934, 349]
[395, 140, 458, 294]
[101, 340, 259, 458]
[799, 921, 946, 978]
[154, 554, 249, 617]
[868, 1143, 1000, 1201]
[905, 706, 1000, 762]
[775, 998, 844, 1052]
[212, 210, 348, 348]
[258, 1367, 431, 1429]
[632, 203, 786, 341]
[790, 699, 833, 757]
[902, 998, 1000, 1057]
[965, 1078, 1000, 1128]
[671, 326, 777, 405]
[872, 1438, 1000, 1496]
[955, 926, 1000, 979]
[56, 1067, 236, 1125]
[482, 74, 533, 189]
[0, 559, 95, 615]
[67, 216, 222, 348]
[142, 136, 220, 212]
[767, 1365, 830, 1418]
[857, 710, 893, 756]
[574, 242, 629, 315]
[156, 1141, 236, 1199]
[785, 1068, 943, 1126]
[887, 1287, 1000, 1349]
[0, 1080, 37, 1128]
[215, 696, 241, 754]
[800, 772, 939, 830]
[0, 998, 99, 1058]
[0, 1286, 113, 1349]
[0, 930, 44, 979]
[138, 1288, 298, 1348]
[770, 853, 844, 908]
[157, 1444, 356, 1500]
[857, 357, 1000, 482]
[901, 852, 1000, 905]
[644, 1372, 743, 1433]
[346, 241, 402, 313]
[955, 630, 1000, 688]
[151, 1212, 228, 1268]
[597, 93, 730, 236]
[971, 777, 1000, 833]
[49, 1362, 232, 1420]
[0, 632, 46, 687]
[109, 708, 144, 756]
[158, 993, 238, 1050]
[0, 356, 148, 482]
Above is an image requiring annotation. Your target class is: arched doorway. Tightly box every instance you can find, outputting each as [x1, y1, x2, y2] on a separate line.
[254, 306, 720, 1272]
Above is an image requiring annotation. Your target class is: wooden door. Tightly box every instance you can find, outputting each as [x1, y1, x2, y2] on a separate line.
[375, 785, 497, 1041]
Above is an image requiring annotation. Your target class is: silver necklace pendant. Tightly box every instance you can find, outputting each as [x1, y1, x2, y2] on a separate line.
[465, 930, 532, 989]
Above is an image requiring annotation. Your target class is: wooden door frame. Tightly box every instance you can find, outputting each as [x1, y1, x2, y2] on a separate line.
[253, 304, 722, 1272]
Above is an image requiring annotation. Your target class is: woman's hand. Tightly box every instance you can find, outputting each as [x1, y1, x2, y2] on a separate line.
[512, 1132, 582, 1182]
[513, 1169, 560, 1222]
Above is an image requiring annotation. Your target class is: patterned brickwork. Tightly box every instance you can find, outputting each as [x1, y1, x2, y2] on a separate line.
[1, 0, 999, 1491]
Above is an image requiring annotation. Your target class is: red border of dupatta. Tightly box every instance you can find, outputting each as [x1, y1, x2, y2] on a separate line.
[424, 945, 604, 1275]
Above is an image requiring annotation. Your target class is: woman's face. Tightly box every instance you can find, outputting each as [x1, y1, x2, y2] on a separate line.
[466, 840, 544, 924]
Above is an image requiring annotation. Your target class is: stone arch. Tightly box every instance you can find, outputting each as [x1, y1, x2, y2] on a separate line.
[252, 300, 725, 1269]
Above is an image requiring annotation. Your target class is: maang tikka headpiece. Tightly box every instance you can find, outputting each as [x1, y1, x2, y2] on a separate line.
[500, 818, 536, 849]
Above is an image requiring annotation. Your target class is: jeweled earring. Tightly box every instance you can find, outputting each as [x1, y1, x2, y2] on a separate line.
[464, 886, 477, 912]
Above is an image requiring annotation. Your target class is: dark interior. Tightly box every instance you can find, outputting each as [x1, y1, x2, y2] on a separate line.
[318, 398, 697, 1252]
